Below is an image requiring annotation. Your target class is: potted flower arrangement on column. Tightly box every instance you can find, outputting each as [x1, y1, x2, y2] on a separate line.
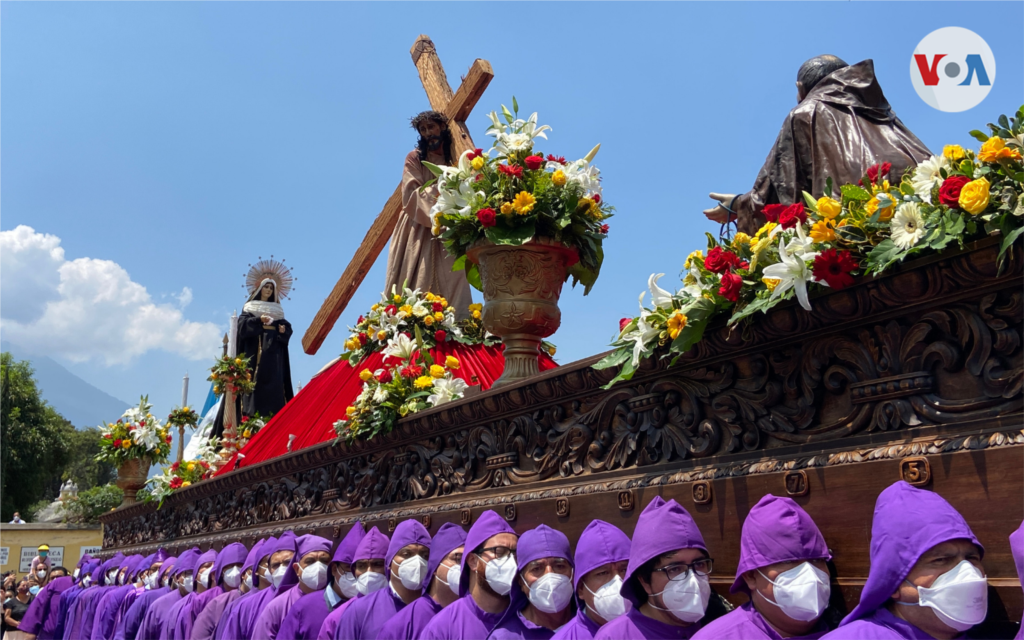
[427, 98, 613, 385]
[97, 396, 173, 507]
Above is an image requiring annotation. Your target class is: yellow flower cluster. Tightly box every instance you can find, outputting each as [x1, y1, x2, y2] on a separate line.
[429, 364, 446, 379]
[445, 355, 460, 369]
[816, 197, 842, 219]
[865, 194, 896, 221]
[512, 191, 536, 215]
[500, 202, 514, 215]
[943, 145, 967, 161]
[414, 376, 434, 390]
[684, 250, 704, 269]
[978, 137, 1023, 163]
[552, 170, 566, 187]
[666, 312, 688, 340]
[958, 177, 991, 215]
[469, 303, 483, 320]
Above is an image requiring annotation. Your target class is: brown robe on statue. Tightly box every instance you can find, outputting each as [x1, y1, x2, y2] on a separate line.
[385, 149, 473, 316]
[734, 59, 933, 235]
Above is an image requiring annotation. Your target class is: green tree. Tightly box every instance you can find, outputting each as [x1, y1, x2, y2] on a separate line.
[1, 353, 74, 521]
[63, 427, 117, 490]
[62, 484, 123, 524]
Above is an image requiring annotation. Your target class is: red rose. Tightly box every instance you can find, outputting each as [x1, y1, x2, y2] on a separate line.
[171, 461, 180, 470]
[128, 425, 136, 431]
[546, 154, 566, 165]
[467, 148, 484, 160]
[165, 435, 172, 444]
[358, 333, 368, 345]
[432, 301, 444, 313]
[718, 270, 743, 302]
[600, 224, 610, 234]
[385, 304, 397, 315]
[704, 247, 744, 274]
[376, 369, 393, 383]
[476, 207, 497, 228]
[861, 162, 892, 186]
[762, 204, 786, 223]
[475, 174, 484, 182]
[592, 193, 601, 204]
[777, 203, 807, 229]
[498, 164, 523, 179]
[812, 248, 859, 290]
[524, 155, 544, 171]
[357, 315, 365, 324]
[939, 175, 970, 208]
[139, 420, 146, 427]
[241, 415, 249, 423]
[619, 317, 633, 332]
[434, 330, 447, 343]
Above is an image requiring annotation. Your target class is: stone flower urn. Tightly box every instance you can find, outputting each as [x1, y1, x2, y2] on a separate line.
[467, 237, 579, 387]
[116, 458, 151, 507]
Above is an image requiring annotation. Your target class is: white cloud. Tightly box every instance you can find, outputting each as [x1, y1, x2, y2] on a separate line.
[1, 225, 222, 365]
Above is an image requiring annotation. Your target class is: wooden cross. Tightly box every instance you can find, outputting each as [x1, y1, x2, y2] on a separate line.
[301, 35, 493, 355]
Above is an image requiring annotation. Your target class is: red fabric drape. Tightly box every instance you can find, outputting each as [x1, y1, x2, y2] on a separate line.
[215, 343, 557, 475]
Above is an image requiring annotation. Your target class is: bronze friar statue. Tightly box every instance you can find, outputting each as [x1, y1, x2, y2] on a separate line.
[705, 55, 933, 235]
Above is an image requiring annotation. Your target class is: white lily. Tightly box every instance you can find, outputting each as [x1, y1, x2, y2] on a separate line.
[383, 333, 416, 360]
[761, 240, 816, 311]
[560, 159, 602, 196]
[647, 273, 675, 309]
[681, 263, 707, 298]
[623, 292, 662, 367]
[427, 375, 469, 407]
[784, 223, 819, 260]
[440, 150, 477, 181]
[432, 180, 482, 218]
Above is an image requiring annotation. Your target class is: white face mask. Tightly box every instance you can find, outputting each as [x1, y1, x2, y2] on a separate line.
[585, 575, 631, 621]
[198, 568, 212, 589]
[162, 575, 171, 588]
[649, 570, 710, 623]
[757, 562, 831, 622]
[270, 565, 287, 589]
[36, 570, 47, 579]
[182, 574, 195, 593]
[301, 562, 329, 591]
[897, 560, 988, 632]
[523, 572, 574, 614]
[356, 571, 387, 596]
[243, 571, 256, 590]
[143, 573, 156, 590]
[484, 554, 517, 596]
[438, 563, 462, 597]
[395, 556, 428, 591]
[73, 568, 80, 579]
[83, 576, 93, 587]
[337, 571, 359, 599]
[223, 566, 242, 589]
[105, 570, 117, 585]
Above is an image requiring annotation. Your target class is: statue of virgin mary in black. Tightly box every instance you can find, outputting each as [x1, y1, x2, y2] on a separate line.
[238, 278, 294, 416]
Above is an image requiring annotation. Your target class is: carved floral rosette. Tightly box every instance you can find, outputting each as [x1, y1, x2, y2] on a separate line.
[467, 237, 579, 386]
[116, 458, 151, 507]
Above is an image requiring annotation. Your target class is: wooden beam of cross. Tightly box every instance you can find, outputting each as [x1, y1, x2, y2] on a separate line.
[301, 35, 493, 355]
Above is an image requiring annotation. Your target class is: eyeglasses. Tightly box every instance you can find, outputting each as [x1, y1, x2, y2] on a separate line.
[476, 546, 515, 559]
[654, 559, 714, 581]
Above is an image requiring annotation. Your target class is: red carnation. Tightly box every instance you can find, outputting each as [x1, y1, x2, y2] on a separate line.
[778, 203, 807, 229]
[170, 477, 183, 489]
[619, 317, 633, 332]
[171, 461, 180, 470]
[812, 248, 859, 290]
[113, 439, 122, 448]
[241, 415, 249, 423]
[376, 369, 393, 383]
[476, 207, 497, 228]
[524, 155, 544, 171]
[401, 364, 423, 379]
[600, 224, 610, 234]
[385, 304, 397, 315]
[718, 270, 743, 302]
[939, 175, 970, 208]
[498, 164, 523, 179]
[704, 247, 745, 274]
[546, 154, 566, 165]
[434, 330, 447, 343]
[592, 194, 601, 204]
[475, 174, 484, 182]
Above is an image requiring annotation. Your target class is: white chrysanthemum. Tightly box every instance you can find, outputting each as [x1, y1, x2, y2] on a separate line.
[891, 203, 926, 249]
[372, 386, 389, 403]
[411, 302, 430, 318]
[911, 155, 949, 204]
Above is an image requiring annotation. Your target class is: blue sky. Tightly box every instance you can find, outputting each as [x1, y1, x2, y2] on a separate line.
[2, 1, 1021, 428]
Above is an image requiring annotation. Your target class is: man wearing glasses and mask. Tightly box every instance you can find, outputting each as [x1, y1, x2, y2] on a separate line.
[317, 527, 390, 639]
[421, 511, 519, 640]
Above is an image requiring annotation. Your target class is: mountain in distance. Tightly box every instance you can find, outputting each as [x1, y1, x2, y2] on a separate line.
[2, 341, 130, 429]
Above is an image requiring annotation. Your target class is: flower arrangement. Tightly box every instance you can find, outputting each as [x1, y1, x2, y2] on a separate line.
[238, 412, 270, 446]
[209, 354, 256, 397]
[166, 406, 199, 429]
[97, 396, 173, 466]
[334, 343, 468, 443]
[143, 442, 219, 507]
[595, 108, 1024, 387]
[427, 98, 613, 294]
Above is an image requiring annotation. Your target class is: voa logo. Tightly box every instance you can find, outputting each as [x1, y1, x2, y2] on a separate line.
[911, 27, 995, 113]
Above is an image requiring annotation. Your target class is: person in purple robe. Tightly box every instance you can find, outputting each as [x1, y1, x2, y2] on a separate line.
[165, 547, 221, 640]
[90, 554, 146, 640]
[377, 522, 468, 640]
[219, 533, 297, 640]
[189, 542, 250, 640]
[115, 556, 177, 640]
[160, 549, 212, 640]
[595, 497, 730, 640]
[822, 482, 990, 640]
[692, 495, 834, 640]
[277, 523, 366, 640]
[17, 574, 74, 639]
[316, 526, 390, 640]
[489, 525, 574, 640]
[251, 534, 332, 640]
[420, 510, 520, 640]
[114, 552, 169, 638]
[214, 537, 277, 640]
[68, 554, 124, 640]
[551, 520, 632, 640]
[335, 520, 431, 640]
[58, 560, 101, 640]
[137, 548, 201, 640]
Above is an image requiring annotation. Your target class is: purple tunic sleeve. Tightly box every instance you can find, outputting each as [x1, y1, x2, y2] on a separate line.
[250, 585, 303, 640]
[159, 595, 192, 640]
[821, 609, 935, 640]
[316, 599, 356, 640]
[116, 587, 168, 640]
[550, 609, 601, 640]
[137, 590, 184, 640]
[377, 596, 443, 640]
[276, 590, 331, 640]
[594, 608, 704, 640]
[191, 589, 241, 640]
[420, 595, 506, 640]
[333, 588, 407, 640]
[93, 585, 135, 640]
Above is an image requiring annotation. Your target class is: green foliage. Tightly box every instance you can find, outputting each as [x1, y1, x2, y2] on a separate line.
[62, 484, 123, 524]
[63, 427, 118, 491]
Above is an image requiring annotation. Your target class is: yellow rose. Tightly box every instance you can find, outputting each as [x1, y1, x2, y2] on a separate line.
[359, 369, 373, 382]
[978, 137, 1023, 163]
[468, 303, 483, 313]
[666, 312, 688, 340]
[429, 364, 445, 379]
[393, 294, 402, 302]
[472, 310, 481, 320]
[731, 232, 751, 248]
[445, 355, 460, 370]
[865, 194, 896, 221]
[684, 250, 704, 269]
[242, 429, 251, 438]
[762, 277, 781, 292]
[414, 376, 434, 390]
[809, 219, 836, 243]
[234, 358, 242, 366]
[433, 312, 445, 322]
[181, 481, 191, 487]
[437, 297, 448, 307]
[500, 202, 514, 215]
[377, 330, 388, 341]
[943, 145, 967, 161]
[423, 315, 434, 327]
[512, 191, 536, 215]
[122, 440, 132, 449]
[471, 156, 485, 171]
[816, 197, 842, 219]
[213, 386, 221, 395]
[371, 303, 380, 311]
[755, 221, 778, 238]
[400, 305, 412, 315]
[346, 406, 356, 416]
[187, 462, 195, 471]
[958, 177, 991, 215]
[552, 170, 566, 187]
[425, 293, 435, 301]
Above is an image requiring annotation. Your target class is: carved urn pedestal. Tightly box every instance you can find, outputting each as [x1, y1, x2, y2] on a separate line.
[115, 458, 151, 507]
[467, 237, 578, 387]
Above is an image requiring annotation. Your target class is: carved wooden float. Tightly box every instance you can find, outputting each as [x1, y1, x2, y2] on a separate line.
[99, 237, 1024, 623]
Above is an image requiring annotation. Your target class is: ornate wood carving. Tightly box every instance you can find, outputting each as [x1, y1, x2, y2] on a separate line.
[900, 456, 932, 487]
[100, 240, 1023, 551]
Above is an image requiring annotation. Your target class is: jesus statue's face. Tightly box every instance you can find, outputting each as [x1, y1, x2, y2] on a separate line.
[260, 282, 275, 301]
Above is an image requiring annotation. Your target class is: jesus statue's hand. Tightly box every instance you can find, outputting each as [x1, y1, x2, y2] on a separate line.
[261, 314, 273, 325]
[703, 192, 738, 224]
